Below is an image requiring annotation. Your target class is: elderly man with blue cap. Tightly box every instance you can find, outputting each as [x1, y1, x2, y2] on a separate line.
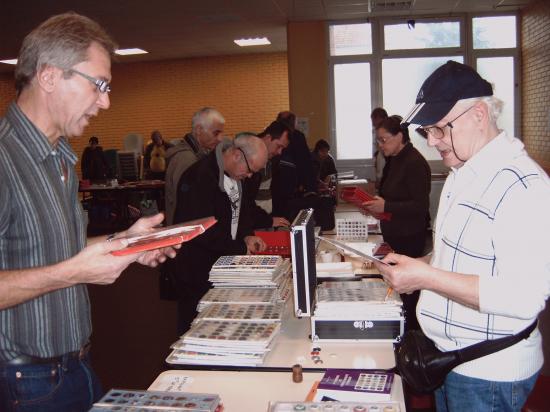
[375, 60, 550, 411]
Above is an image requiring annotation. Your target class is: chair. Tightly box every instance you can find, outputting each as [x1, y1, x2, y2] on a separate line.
[103, 149, 118, 179]
[117, 151, 139, 181]
[123, 133, 144, 155]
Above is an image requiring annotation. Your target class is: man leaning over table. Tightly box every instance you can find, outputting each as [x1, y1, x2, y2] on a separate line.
[375, 60, 550, 411]
[0, 13, 177, 412]
[171, 134, 269, 335]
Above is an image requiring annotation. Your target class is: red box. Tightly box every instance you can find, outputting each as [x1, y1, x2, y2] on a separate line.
[253, 230, 291, 257]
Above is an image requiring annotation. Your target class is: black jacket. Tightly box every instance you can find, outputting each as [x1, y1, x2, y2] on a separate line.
[379, 142, 431, 237]
[171, 151, 251, 297]
[271, 129, 317, 217]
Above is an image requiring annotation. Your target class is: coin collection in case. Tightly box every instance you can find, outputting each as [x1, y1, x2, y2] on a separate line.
[268, 401, 400, 412]
[90, 389, 221, 411]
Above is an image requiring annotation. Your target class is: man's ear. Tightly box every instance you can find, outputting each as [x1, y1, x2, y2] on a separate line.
[473, 101, 489, 124]
[36, 65, 60, 93]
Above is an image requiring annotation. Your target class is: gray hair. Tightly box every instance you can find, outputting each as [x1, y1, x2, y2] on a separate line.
[233, 133, 258, 159]
[192, 107, 225, 133]
[458, 95, 503, 125]
[15, 12, 117, 95]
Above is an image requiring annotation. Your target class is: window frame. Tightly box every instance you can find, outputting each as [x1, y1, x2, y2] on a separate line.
[327, 12, 520, 179]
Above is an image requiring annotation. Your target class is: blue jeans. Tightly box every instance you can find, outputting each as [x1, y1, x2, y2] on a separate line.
[435, 370, 539, 412]
[0, 353, 103, 412]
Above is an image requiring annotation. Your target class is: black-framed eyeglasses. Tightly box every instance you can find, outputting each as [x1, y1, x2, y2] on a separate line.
[418, 105, 475, 140]
[68, 69, 111, 93]
[237, 147, 252, 173]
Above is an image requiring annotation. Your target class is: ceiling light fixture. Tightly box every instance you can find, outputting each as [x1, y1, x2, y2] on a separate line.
[234, 37, 271, 47]
[115, 48, 149, 55]
[0, 59, 17, 65]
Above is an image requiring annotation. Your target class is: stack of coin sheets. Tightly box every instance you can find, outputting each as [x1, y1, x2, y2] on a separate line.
[208, 255, 290, 288]
[167, 320, 281, 366]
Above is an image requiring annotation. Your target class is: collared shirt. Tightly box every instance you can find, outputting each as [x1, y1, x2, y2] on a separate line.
[419, 132, 550, 381]
[0, 102, 89, 361]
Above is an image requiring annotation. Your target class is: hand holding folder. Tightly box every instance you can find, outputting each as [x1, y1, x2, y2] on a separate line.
[111, 216, 217, 256]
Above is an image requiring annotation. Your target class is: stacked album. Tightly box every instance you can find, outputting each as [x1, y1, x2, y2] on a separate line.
[167, 286, 286, 367]
[208, 255, 291, 288]
[167, 320, 280, 367]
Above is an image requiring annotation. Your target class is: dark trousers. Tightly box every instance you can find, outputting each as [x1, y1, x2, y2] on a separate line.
[176, 283, 211, 336]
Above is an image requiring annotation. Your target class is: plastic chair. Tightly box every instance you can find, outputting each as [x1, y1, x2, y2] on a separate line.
[123, 133, 144, 155]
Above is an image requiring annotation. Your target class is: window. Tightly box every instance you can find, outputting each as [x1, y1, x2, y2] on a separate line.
[329, 23, 372, 56]
[473, 16, 516, 49]
[328, 14, 519, 176]
[382, 56, 464, 160]
[477, 57, 515, 136]
[333, 63, 372, 159]
[385, 22, 460, 50]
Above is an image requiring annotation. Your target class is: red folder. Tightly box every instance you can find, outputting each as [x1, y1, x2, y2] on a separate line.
[339, 186, 392, 221]
[111, 216, 217, 256]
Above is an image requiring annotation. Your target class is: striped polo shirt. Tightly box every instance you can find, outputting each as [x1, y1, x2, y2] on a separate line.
[0, 102, 90, 361]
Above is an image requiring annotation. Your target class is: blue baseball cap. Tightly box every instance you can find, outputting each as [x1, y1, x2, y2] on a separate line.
[403, 60, 493, 126]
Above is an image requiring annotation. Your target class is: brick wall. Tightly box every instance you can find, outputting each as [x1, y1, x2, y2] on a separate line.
[521, 0, 550, 174]
[0, 52, 289, 175]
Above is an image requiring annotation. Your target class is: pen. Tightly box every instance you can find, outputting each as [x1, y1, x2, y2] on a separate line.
[384, 286, 393, 302]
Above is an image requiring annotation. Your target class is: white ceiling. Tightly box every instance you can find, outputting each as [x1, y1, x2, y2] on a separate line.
[0, 0, 533, 73]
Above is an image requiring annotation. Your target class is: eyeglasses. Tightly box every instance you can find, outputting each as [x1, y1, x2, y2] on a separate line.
[68, 69, 111, 93]
[418, 105, 475, 140]
[376, 134, 395, 145]
[237, 147, 252, 174]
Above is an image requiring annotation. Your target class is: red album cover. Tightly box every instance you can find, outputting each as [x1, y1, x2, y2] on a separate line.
[340, 186, 392, 221]
[111, 216, 217, 256]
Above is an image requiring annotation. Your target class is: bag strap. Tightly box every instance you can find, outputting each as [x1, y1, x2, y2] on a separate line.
[456, 321, 537, 363]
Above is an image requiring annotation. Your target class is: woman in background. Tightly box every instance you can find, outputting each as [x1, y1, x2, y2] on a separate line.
[311, 139, 337, 188]
[81, 136, 108, 182]
[364, 115, 431, 331]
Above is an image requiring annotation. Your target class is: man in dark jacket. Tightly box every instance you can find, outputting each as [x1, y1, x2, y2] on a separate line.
[171, 134, 268, 334]
[273, 111, 335, 230]
[240, 121, 291, 235]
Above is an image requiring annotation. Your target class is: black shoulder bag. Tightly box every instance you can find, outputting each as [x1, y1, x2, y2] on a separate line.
[394, 321, 537, 393]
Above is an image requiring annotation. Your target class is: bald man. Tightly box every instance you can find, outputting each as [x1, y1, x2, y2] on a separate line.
[170, 134, 268, 334]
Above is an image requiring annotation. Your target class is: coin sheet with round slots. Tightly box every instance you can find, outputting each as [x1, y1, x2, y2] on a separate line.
[184, 320, 280, 345]
[212, 255, 282, 270]
[197, 303, 283, 322]
[90, 389, 220, 411]
[200, 287, 277, 304]
[269, 401, 400, 412]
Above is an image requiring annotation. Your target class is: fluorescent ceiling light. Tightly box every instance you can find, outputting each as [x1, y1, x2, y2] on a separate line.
[234, 37, 271, 47]
[0, 59, 17, 65]
[115, 48, 148, 55]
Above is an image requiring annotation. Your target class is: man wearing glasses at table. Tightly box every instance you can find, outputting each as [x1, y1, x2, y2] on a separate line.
[375, 61, 550, 411]
[0, 13, 178, 411]
[171, 134, 268, 334]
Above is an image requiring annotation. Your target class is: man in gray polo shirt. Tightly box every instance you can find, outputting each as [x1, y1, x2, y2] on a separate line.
[0, 13, 176, 411]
